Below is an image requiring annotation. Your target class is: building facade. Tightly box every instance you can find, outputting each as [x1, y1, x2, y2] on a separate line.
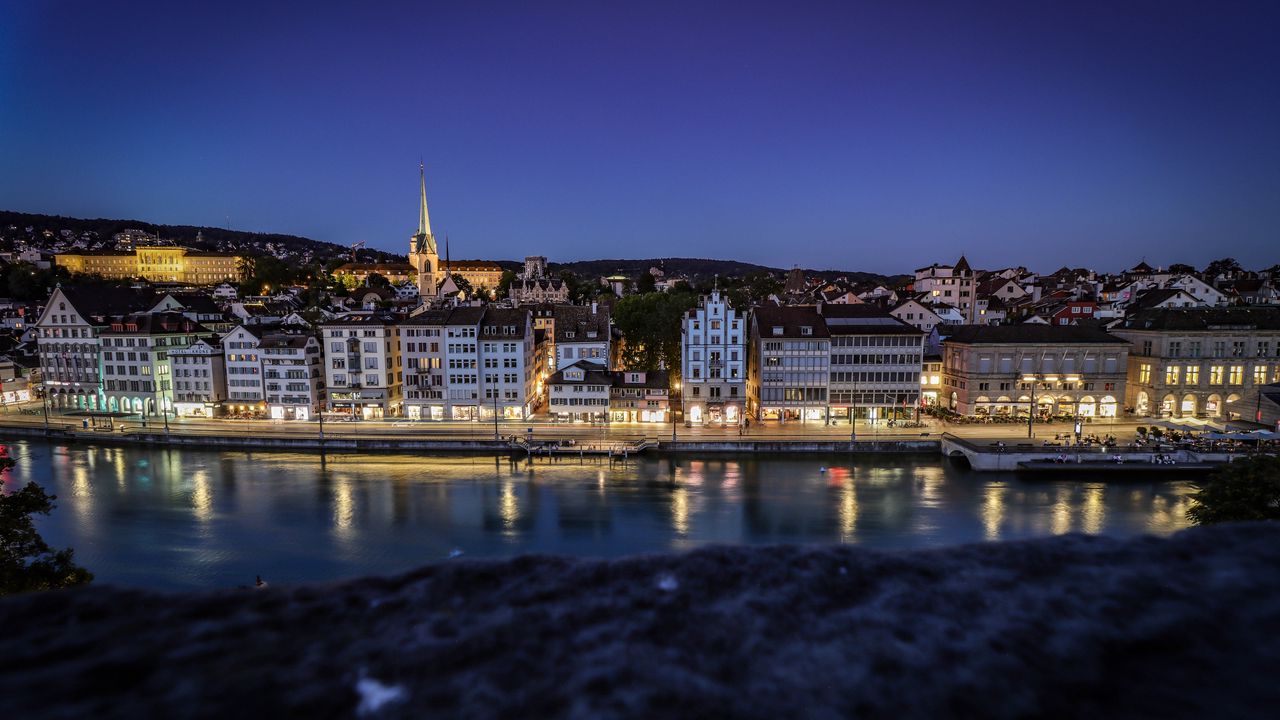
[1112, 307, 1280, 420]
[400, 308, 449, 420]
[609, 370, 670, 423]
[548, 360, 610, 422]
[55, 247, 244, 284]
[320, 313, 402, 419]
[680, 289, 747, 425]
[940, 325, 1129, 419]
[170, 338, 226, 417]
[34, 286, 156, 411]
[554, 304, 611, 371]
[99, 312, 206, 417]
[261, 333, 324, 420]
[748, 305, 830, 422]
[820, 305, 925, 423]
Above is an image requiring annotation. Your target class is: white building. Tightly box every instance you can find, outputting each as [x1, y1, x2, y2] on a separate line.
[680, 289, 747, 425]
[35, 286, 156, 411]
[548, 360, 610, 422]
[222, 325, 269, 414]
[320, 313, 402, 419]
[913, 256, 977, 323]
[261, 333, 324, 420]
[478, 308, 537, 419]
[99, 312, 206, 417]
[442, 307, 486, 420]
[400, 308, 450, 420]
[170, 338, 226, 417]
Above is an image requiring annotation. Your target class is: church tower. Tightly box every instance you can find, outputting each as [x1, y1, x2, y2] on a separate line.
[408, 162, 439, 297]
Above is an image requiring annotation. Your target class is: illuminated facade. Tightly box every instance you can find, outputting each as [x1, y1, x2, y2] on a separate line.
[55, 247, 244, 284]
[941, 325, 1129, 419]
[681, 289, 746, 425]
[1112, 307, 1280, 420]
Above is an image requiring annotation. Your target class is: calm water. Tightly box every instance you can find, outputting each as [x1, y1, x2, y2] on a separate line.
[2, 440, 1196, 590]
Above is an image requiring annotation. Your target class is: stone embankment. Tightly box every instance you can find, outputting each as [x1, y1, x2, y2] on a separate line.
[3, 524, 1278, 719]
[0, 423, 939, 455]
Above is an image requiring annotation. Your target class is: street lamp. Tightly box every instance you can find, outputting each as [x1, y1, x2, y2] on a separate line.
[671, 380, 680, 442]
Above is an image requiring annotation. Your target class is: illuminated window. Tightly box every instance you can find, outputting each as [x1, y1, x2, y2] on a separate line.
[1255, 366, 1268, 385]
[1138, 364, 1151, 384]
[1209, 366, 1224, 385]
[1228, 366, 1243, 385]
[1164, 366, 1180, 385]
[1185, 366, 1199, 385]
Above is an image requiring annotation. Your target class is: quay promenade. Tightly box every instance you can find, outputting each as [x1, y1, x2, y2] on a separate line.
[0, 400, 1166, 461]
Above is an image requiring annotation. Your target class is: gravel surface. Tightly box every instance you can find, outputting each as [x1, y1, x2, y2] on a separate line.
[3, 523, 1279, 719]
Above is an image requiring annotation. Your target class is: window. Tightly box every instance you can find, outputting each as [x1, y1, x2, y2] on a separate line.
[1164, 366, 1180, 385]
[1138, 364, 1151, 384]
[1228, 366, 1243, 385]
[1185, 366, 1199, 385]
[1254, 366, 1268, 385]
[1209, 366, 1224, 385]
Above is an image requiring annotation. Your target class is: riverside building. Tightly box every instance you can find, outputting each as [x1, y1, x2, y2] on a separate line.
[820, 304, 925, 423]
[680, 289, 747, 426]
[940, 325, 1129, 419]
[748, 305, 830, 422]
[1111, 307, 1280, 420]
[320, 313, 402, 419]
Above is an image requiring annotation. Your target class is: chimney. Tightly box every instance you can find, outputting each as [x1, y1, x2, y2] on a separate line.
[591, 301, 598, 315]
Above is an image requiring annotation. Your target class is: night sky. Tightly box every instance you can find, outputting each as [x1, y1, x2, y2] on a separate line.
[2, 1, 1277, 273]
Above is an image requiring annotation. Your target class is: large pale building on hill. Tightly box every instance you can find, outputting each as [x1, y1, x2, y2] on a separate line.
[55, 247, 244, 285]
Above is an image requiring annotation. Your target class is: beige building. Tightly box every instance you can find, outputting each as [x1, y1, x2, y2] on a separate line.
[1112, 307, 1280, 420]
[55, 247, 244, 285]
[941, 325, 1129, 419]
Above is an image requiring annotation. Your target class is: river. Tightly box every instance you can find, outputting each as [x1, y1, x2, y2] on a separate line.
[2, 440, 1197, 590]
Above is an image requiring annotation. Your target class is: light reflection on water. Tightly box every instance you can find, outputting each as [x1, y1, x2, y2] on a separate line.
[2, 440, 1197, 591]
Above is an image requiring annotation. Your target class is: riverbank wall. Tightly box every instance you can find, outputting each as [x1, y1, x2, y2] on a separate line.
[0, 425, 941, 456]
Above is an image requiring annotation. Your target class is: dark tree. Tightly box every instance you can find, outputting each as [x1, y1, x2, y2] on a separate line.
[364, 272, 391, 289]
[636, 271, 658, 294]
[612, 290, 699, 373]
[1, 471, 94, 595]
[497, 269, 518, 299]
[1167, 263, 1196, 275]
[1203, 258, 1242, 278]
[1187, 455, 1280, 525]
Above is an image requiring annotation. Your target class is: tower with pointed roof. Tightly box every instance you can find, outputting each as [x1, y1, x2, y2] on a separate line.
[408, 162, 441, 298]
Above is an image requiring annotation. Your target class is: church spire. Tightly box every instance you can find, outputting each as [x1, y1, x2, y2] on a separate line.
[413, 161, 437, 255]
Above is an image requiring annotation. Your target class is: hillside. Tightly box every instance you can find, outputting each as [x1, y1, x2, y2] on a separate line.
[0, 210, 401, 267]
[549, 257, 902, 286]
[1, 211, 901, 284]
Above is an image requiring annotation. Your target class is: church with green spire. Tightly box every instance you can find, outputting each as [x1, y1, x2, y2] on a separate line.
[408, 162, 440, 297]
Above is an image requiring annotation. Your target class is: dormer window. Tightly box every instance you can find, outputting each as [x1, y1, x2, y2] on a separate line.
[566, 331, 576, 339]
[772, 326, 783, 336]
[586, 331, 597, 339]
[801, 326, 812, 336]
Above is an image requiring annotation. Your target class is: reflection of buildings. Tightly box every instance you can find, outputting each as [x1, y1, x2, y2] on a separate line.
[1112, 307, 1280, 420]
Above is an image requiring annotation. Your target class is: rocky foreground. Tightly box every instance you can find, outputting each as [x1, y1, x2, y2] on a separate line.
[4, 525, 1280, 719]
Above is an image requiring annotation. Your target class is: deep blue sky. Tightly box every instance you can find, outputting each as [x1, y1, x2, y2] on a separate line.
[2, 1, 1277, 274]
